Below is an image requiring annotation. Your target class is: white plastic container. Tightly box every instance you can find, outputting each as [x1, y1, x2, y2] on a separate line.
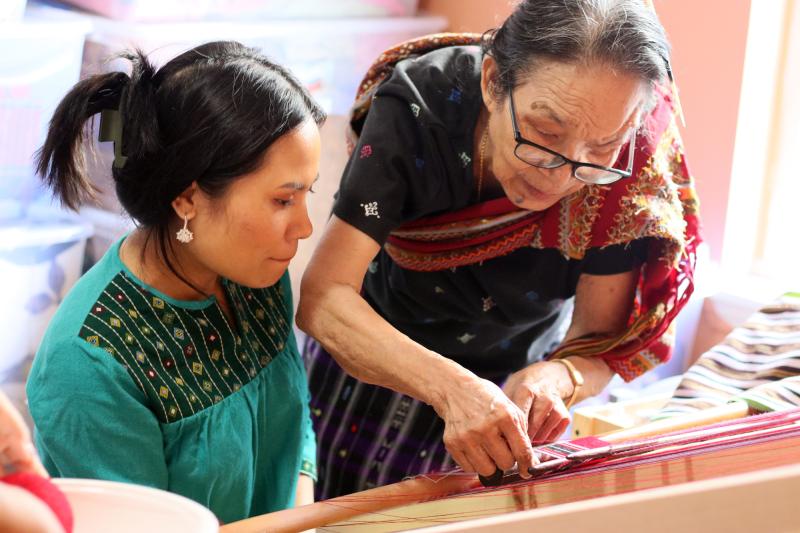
[54, 478, 219, 533]
[0, 213, 92, 383]
[0, 14, 90, 203]
[0, 0, 27, 22]
[54, 0, 418, 21]
[78, 14, 447, 114]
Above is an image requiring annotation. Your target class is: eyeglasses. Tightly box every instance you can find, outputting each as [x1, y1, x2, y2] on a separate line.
[508, 90, 636, 185]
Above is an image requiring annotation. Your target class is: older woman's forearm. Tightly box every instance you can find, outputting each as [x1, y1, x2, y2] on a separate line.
[296, 281, 472, 411]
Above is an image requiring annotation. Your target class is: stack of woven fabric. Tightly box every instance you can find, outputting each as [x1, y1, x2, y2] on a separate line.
[658, 292, 800, 416]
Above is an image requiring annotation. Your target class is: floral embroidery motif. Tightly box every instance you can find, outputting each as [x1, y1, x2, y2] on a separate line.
[448, 88, 462, 103]
[458, 152, 471, 168]
[606, 128, 688, 268]
[457, 333, 476, 344]
[556, 182, 606, 260]
[409, 102, 421, 117]
[361, 201, 380, 218]
[360, 145, 373, 159]
[482, 296, 496, 312]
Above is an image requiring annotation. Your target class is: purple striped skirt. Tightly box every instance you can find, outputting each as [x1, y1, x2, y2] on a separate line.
[303, 336, 456, 499]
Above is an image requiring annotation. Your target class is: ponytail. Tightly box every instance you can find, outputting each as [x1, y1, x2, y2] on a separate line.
[35, 48, 163, 212]
[35, 71, 128, 211]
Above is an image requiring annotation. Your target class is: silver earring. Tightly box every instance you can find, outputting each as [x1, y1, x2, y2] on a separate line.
[176, 215, 193, 244]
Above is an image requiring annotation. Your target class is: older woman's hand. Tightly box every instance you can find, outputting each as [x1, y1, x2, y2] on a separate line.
[436, 376, 536, 479]
[502, 361, 574, 445]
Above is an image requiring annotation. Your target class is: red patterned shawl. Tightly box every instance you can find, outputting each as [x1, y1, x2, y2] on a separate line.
[347, 34, 701, 381]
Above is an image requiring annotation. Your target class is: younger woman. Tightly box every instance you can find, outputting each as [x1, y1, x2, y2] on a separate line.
[27, 41, 325, 523]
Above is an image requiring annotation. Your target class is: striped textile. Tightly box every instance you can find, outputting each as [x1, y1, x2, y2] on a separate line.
[659, 293, 800, 416]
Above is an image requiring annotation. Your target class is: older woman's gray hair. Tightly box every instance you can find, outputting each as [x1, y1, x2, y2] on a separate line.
[483, 0, 671, 102]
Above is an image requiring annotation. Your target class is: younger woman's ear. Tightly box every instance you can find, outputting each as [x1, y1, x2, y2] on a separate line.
[480, 55, 502, 112]
[171, 181, 199, 220]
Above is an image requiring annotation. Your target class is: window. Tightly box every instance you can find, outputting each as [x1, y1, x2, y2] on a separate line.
[724, 0, 800, 285]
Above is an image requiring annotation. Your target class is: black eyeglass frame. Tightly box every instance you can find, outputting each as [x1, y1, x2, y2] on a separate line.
[508, 90, 636, 185]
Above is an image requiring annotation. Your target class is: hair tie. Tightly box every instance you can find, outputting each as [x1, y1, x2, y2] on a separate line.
[98, 108, 128, 169]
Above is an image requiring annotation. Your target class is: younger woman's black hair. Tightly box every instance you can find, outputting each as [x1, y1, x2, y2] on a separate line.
[36, 40, 325, 293]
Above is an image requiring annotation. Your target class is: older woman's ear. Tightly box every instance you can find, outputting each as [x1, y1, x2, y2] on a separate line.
[480, 55, 503, 111]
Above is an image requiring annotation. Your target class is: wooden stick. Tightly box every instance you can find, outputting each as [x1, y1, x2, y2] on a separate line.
[600, 400, 751, 443]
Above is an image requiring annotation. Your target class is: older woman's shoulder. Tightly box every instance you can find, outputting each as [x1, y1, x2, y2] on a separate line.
[401, 45, 482, 76]
[378, 46, 479, 94]
[375, 45, 482, 129]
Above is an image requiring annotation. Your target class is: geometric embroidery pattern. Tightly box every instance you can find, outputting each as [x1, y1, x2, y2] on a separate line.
[79, 272, 291, 423]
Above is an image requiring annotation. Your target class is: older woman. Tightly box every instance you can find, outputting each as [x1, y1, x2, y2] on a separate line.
[298, 0, 698, 498]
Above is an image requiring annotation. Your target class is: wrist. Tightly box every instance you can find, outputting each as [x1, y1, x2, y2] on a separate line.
[563, 356, 614, 402]
[551, 358, 584, 408]
[423, 357, 478, 415]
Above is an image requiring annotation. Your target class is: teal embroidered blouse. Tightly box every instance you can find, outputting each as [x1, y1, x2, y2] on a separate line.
[27, 237, 316, 524]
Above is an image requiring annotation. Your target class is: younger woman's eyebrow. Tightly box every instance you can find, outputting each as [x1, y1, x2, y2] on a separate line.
[278, 175, 319, 191]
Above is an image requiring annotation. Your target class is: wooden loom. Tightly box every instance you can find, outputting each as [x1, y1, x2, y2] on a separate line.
[222, 402, 800, 532]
